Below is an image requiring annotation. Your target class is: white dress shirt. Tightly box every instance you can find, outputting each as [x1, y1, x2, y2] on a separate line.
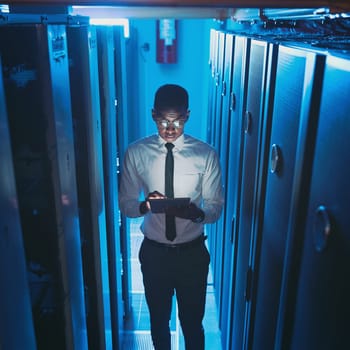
[119, 133, 224, 244]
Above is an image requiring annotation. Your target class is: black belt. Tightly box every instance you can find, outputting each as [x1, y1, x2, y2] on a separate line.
[144, 234, 207, 251]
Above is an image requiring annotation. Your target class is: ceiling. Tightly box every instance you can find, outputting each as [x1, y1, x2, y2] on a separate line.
[1, 0, 350, 20]
[1, 0, 350, 44]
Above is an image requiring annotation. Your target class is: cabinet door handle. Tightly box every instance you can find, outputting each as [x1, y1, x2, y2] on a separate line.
[230, 92, 236, 111]
[215, 72, 220, 86]
[222, 80, 226, 97]
[270, 143, 282, 174]
[313, 205, 332, 252]
[244, 111, 252, 133]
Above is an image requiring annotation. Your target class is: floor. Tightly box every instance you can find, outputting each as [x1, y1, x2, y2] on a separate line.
[120, 218, 222, 350]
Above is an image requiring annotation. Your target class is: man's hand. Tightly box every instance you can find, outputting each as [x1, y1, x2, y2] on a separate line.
[139, 191, 165, 214]
[147, 191, 166, 200]
[165, 202, 205, 223]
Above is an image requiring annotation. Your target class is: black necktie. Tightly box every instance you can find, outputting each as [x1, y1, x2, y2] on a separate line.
[165, 143, 176, 241]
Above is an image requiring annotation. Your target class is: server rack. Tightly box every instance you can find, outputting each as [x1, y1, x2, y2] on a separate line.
[207, 29, 219, 146]
[67, 24, 112, 350]
[212, 30, 226, 310]
[207, 28, 218, 146]
[96, 26, 124, 350]
[208, 27, 350, 350]
[221, 35, 250, 350]
[206, 29, 220, 270]
[279, 52, 350, 350]
[113, 26, 132, 321]
[217, 32, 234, 334]
[247, 45, 324, 350]
[0, 55, 37, 350]
[230, 38, 269, 350]
[0, 24, 88, 349]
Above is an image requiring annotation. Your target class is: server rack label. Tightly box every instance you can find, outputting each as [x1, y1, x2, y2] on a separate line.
[3, 64, 36, 88]
[51, 36, 65, 61]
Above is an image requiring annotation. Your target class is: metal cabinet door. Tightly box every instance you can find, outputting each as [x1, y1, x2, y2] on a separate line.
[289, 54, 350, 350]
[0, 56, 37, 350]
[113, 26, 132, 320]
[217, 32, 235, 345]
[44, 24, 89, 350]
[213, 31, 226, 150]
[207, 29, 219, 144]
[207, 29, 220, 146]
[67, 25, 110, 350]
[211, 31, 226, 301]
[0, 24, 88, 350]
[224, 35, 250, 350]
[231, 39, 269, 350]
[96, 26, 124, 350]
[206, 29, 217, 262]
[250, 45, 324, 350]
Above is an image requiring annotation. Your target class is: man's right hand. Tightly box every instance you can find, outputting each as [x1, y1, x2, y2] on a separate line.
[140, 191, 165, 214]
[147, 191, 166, 200]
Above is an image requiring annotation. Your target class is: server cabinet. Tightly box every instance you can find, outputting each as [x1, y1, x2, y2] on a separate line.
[0, 24, 88, 349]
[283, 53, 350, 350]
[114, 26, 130, 158]
[96, 26, 124, 350]
[212, 31, 226, 150]
[207, 28, 218, 144]
[207, 29, 220, 146]
[113, 26, 132, 320]
[230, 39, 270, 350]
[211, 30, 226, 306]
[206, 29, 218, 282]
[222, 35, 249, 350]
[217, 31, 234, 330]
[206, 30, 223, 276]
[67, 25, 111, 349]
[248, 45, 324, 350]
[0, 56, 37, 350]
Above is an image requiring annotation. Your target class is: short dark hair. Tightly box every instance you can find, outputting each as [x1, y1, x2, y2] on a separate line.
[153, 84, 188, 111]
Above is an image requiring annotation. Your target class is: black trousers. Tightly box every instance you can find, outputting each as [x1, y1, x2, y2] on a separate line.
[139, 236, 210, 350]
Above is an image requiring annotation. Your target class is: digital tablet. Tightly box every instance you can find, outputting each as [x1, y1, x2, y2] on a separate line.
[149, 197, 191, 214]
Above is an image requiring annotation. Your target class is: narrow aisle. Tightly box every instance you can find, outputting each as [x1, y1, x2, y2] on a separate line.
[121, 218, 222, 349]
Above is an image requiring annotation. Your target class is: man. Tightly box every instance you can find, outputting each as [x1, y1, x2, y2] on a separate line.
[119, 84, 223, 349]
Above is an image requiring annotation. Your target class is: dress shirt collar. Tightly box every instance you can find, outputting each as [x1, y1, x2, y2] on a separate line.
[157, 134, 185, 152]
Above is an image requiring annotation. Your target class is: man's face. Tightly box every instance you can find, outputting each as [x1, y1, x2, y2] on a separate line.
[152, 108, 189, 143]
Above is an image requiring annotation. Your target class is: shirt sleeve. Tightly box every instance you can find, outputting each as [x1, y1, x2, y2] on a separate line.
[201, 149, 224, 223]
[118, 147, 144, 218]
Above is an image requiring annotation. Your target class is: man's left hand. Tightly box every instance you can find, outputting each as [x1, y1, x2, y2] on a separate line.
[165, 202, 205, 222]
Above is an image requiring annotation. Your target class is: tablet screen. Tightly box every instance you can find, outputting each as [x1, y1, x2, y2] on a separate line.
[149, 197, 191, 213]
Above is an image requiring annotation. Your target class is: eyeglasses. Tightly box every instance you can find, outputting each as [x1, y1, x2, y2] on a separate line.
[156, 119, 186, 129]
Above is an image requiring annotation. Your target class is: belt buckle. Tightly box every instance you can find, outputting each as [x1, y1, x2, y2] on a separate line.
[166, 243, 179, 250]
